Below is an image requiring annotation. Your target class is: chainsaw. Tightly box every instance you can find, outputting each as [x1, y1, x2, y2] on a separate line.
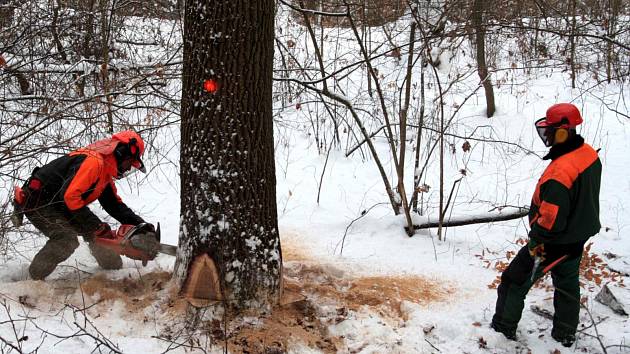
[94, 222, 177, 265]
[11, 185, 178, 263]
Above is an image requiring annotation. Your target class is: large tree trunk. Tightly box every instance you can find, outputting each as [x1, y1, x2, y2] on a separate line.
[174, 0, 281, 311]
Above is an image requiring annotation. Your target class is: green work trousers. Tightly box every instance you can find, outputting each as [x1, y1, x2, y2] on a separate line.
[25, 204, 122, 280]
[492, 244, 583, 338]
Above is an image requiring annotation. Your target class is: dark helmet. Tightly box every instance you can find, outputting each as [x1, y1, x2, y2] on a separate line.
[535, 103, 583, 147]
[112, 131, 146, 177]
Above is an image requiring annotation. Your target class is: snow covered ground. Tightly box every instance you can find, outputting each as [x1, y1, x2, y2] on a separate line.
[1, 10, 630, 354]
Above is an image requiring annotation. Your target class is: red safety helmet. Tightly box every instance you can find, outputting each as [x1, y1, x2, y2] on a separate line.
[535, 103, 582, 147]
[112, 131, 146, 174]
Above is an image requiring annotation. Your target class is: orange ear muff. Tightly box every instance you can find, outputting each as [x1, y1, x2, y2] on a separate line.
[128, 138, 138, 155]
[554, 128, 569, 144]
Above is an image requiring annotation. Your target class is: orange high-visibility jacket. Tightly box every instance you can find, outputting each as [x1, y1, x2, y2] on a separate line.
[25, 138, 143, 232]
[528, 137, 601, 244]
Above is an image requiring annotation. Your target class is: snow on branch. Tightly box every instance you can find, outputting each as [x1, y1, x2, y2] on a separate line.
[411, 207, 529, 231]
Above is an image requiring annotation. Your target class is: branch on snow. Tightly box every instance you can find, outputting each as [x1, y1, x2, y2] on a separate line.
[410, 207, 529, 231]
[277, 0, 347, 17]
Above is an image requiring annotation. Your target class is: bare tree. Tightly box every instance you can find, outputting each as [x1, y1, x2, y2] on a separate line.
[0, 0, 182, 260]
[0, 0, 182, 178]
[174, 0, 282, 310]
[471, 0, 495, 117]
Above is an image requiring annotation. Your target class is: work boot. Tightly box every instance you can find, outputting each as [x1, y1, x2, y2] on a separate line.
[491, 321, 517, 341]
[88, 242, 123, 270]
[551, 329, 575, 347]
[29, 236, 80, 280]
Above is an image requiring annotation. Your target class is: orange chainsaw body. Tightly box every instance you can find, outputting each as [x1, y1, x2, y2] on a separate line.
[94, 223, 158, 265]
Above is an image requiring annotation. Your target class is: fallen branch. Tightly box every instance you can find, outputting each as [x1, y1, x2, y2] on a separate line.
[411, 207, 529, 231]
[607, 265, 629, 277]
[425, 338, 441, 352]
[530, 305, 554, 320]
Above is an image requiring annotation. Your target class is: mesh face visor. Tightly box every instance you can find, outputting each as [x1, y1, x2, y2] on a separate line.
[117, 158, 134, 179]
[114, 143, 146, 179]
[131, 156, 146, 173]
[129, 142, 146, 173]
[117, 159, 145, 179]
[535, 117, 555, 147]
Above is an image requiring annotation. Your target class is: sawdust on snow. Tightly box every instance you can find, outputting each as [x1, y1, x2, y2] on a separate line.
[80, 271, 172, 313]
[70, 235, 453, 353]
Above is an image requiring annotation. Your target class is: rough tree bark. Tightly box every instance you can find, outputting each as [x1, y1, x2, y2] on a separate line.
[174, 0, 281, 311]
[472, 0, 495, 118]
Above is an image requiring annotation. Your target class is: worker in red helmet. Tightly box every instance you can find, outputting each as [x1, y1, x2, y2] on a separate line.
[12, 131, 157, 280]
[491, 103, 601, 347]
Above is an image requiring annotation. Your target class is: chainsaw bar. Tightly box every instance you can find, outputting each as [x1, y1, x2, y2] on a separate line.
[159, 243, 178, 256]
[154, 223, 177, 256]
[129, 223, 177, 256]
[127, 222, 178, 257]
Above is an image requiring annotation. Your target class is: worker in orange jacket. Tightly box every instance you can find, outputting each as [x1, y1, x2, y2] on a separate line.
[491, 103, 601, 347]
[13, 131, 156, 280]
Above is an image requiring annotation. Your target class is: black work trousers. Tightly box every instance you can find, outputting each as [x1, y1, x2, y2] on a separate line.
[24, 203, 122, 280]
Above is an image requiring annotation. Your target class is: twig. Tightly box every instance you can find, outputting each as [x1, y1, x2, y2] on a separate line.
[607, 266, 629, 277]
[74, 261, 87, 328]
[557, 288, 608, 354]
[3, 301, 23, 353]
[577, 316, 609, 334]
[530, 305, 554, 320]
[317, 139, 334, 204]
[0, 334, 22, 353]
[605, 343, 630, 350]
[28, 303, 123, 353]
[440, 177, 463, 221]
[152, 334, 209, 354]
[0, 301, 25, 354]
[346, 123, 540, 159]
[425, 338, 441, 352]
[336, 203, 388, 255]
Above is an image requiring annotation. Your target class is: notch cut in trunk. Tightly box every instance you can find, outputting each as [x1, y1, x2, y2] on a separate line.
[182, 253, 223, 307]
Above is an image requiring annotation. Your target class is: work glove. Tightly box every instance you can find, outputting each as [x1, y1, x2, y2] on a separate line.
[129, 223, 160, 259]
[94, 223, 114, 239]
[144, 222, 157, 236]
[93, 223, 158, 266]
[528, 239, 545, 261]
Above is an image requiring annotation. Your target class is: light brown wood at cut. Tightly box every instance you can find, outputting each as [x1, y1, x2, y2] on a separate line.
[182, 253, 222, 307]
